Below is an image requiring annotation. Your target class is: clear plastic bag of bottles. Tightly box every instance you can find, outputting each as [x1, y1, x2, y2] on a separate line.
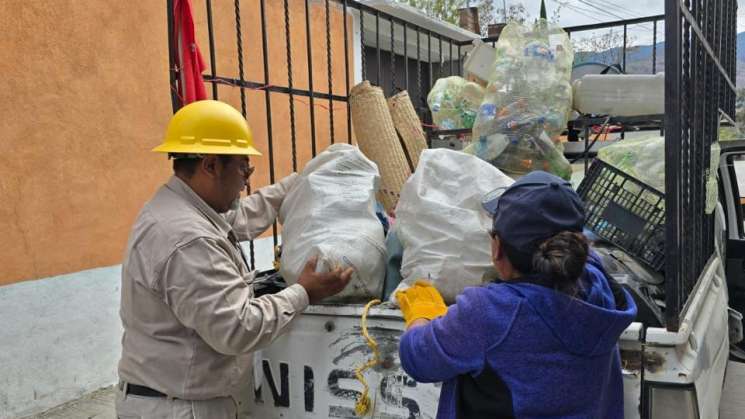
[466, 20, 573, 180]
[427, 76, 485, 130]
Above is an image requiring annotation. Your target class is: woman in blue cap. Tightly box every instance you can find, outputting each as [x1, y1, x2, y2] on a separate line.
[396, 171, 637, 419]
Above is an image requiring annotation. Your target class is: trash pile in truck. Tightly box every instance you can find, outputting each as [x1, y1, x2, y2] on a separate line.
[278, 16, 712, 305]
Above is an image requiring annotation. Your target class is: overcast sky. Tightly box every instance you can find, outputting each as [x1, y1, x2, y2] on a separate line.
[491, 0, 745, 45]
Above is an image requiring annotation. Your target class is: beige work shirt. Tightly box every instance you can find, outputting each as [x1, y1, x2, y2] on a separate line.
[118, 174, 305, 400]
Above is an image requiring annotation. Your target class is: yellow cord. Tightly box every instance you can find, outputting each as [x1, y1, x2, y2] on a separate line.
[354, 298, 382, 416]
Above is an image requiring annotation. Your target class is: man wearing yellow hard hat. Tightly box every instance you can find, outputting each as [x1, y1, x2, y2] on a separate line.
[115, 100, 353, 418]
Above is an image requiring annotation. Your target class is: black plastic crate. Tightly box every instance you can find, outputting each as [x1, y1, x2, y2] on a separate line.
[577, 159, 666, 272]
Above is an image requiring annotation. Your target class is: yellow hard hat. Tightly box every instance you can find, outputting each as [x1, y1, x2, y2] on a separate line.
[153, 100, 262, 156]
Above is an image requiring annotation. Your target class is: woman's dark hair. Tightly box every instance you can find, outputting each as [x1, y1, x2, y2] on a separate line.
[500, 231, 589, 296]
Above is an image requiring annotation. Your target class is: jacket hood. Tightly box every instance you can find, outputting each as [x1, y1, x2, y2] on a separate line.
[503, 254, 637, 357]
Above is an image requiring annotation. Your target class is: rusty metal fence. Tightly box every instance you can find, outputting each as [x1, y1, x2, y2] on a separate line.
[166, 0, 469, 268]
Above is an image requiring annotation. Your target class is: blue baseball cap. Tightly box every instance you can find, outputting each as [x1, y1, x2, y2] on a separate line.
[482, 171, 585, 253]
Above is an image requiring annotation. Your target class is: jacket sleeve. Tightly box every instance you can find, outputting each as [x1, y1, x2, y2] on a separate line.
[399, 287, 507, 383]
[160, 237, 309, 355]
[227, 173, 299, 241]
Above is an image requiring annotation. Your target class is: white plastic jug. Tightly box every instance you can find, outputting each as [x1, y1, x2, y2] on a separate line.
[573, 73, 664, 117]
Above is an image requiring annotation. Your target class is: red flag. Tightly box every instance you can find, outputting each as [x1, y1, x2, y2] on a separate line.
[173, 0, 207, 104]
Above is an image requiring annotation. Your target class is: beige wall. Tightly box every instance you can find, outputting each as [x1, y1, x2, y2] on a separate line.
[0, 0, 353, 285]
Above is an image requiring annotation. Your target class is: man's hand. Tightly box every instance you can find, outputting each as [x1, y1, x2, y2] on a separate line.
[395, 280, 448, 328]
[296, 256, 354, 304]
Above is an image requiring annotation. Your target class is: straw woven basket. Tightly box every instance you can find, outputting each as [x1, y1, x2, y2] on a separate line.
[350, 81, 411, 212]
[388, 90, 428, 170]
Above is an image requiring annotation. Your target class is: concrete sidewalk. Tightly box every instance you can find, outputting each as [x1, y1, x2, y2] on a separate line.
[23, 361, 745, 419]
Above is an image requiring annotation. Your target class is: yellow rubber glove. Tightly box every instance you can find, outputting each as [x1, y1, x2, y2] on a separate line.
[395, 280, 448, 327]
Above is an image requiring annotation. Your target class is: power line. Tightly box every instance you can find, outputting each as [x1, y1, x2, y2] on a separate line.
[592, 0, 650, 18]
[561, 4, 610, 23]
[576, 0, 627, 21]
[564, 2, 618, 22]
[578, 0, 656, 31]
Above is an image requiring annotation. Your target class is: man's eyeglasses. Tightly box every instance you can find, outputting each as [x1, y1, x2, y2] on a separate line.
[239, 163, 256, 177]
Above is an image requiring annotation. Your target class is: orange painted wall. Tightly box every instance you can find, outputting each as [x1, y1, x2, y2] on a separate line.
[0, 0, 354, 285]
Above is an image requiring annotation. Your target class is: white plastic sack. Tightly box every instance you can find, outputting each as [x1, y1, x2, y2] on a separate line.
[391, 149, 514, 304]
[279, 144, 386, 302]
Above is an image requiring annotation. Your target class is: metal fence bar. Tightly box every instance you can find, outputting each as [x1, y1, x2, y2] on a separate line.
[205, 0, 218, 99]
[304, 0, 318, 157]
[438, 35, 443, 80]
[259, 0, 278, 251]
[458, 44, 462, 75]
[234, 0, 257, 269]
[622, 24, 627, 71]
[202, 75, 347, 101]
[690, 0, 701, 308]
[563, 14, 665, 33]
[284, 0, 298, 172]
[403, 22, 409, 92]
[390, 17, 396, 93]
[166, 0, 180, 112]
[376, 11, 381, 85]
[652, 20, 657, 74]
[343, 0, 352, 144]
[326, 0, 335, 144]
[417, 29, 422, 118]
[360, 8, 366, 81]
[428, 31, 432, 92]
[449, 40, 453, 76]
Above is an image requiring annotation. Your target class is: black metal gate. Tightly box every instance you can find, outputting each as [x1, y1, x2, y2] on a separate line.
[166, 0, 469, 268]
[664, 0, 737, 331]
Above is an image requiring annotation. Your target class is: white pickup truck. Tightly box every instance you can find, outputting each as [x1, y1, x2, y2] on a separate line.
[242, 141, 745, 419]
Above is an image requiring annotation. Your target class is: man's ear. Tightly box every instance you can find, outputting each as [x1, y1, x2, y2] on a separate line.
[200, 155, 220, 178]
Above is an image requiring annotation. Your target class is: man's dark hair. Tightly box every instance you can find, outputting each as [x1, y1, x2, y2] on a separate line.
[172, 155, 233, 178]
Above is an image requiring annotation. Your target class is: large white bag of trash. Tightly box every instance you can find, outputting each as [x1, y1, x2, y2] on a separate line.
[279, 144, 386, 302]
[391, 149, 514, 304]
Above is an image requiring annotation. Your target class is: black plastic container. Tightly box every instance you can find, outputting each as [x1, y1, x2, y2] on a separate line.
[578, 159, 666, 272]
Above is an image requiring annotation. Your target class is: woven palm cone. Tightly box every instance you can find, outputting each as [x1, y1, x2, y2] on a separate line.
[350, 81, 412, 212]
[387, 91, 428, 171]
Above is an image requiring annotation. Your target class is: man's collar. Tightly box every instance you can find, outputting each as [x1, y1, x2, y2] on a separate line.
[165, 175, 232, 236]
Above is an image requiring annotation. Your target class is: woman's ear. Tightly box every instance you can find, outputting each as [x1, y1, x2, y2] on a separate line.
[491, 235, 501, 265]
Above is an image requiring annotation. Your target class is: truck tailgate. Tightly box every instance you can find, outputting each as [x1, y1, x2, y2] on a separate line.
[245, 304, 440, 418]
